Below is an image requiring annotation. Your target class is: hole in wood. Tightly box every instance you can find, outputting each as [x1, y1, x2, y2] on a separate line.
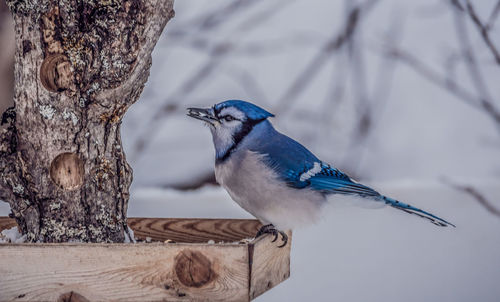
[175, 250, 215, 288]
[57, 291, 90, 302]
[40, 54, 73, 92]
[50, 152, 84, 190]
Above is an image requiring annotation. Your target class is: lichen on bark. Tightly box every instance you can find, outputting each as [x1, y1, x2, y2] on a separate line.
[0, 0, 175, 242]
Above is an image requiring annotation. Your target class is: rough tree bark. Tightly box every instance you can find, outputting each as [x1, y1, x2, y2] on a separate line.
[0, 0, 174, 242]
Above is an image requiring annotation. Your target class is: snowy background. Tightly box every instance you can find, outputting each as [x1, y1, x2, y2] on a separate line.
[1, 0, 500, 301]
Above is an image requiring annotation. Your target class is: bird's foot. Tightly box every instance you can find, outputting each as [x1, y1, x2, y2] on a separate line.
[255, 224, 288, 248]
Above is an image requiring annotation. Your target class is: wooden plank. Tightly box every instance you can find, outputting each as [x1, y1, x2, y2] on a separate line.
[0, 217, 292, 301]
[0, 217, 17, 233]
[0, 243, 250, 301]
[249, 231, 292, 300]
[128, 217, 262, 243]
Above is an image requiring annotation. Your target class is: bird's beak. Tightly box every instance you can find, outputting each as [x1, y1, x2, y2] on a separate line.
[187, 107, 218, 125]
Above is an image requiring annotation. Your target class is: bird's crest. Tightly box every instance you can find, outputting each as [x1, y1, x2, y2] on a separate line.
[214, 100, 274, 121]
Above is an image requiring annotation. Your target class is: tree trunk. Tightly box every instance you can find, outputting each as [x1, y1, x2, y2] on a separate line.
[0, 0, 14, 115]
[0, 0, 174, 242]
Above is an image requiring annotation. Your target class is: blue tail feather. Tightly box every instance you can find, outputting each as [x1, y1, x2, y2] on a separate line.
[381, 196, 455, 227]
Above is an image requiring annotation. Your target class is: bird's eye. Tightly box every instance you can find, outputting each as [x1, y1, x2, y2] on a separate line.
[223, 115, 235, 122]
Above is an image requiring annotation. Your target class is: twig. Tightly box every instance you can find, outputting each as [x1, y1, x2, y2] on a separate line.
[235, 0, 295, 32]
[344, 10, 403, 175]
[173, 33, 323, 56]
[443, 51, 462, 85]
[222, 65, 270, 107]
[167, 0, 264, 38]
[486, 0, 500, 29]
[164, 172, 217, 191]
[443, 178, 500, 218]
[320, 51, 349, 128]
[451, 2, 500, 132]
[464, 0, 500, 65]
[347, 0, 370, 132]
[387, 48, 500, 131]
[274, 0, 380, 114]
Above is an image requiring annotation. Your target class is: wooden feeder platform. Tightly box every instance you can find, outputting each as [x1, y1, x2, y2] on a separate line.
[0, 217, 291, 302]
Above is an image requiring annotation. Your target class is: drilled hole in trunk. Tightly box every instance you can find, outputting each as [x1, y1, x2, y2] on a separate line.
[40, 54, 73, 92]
[50, 152, 84, 190]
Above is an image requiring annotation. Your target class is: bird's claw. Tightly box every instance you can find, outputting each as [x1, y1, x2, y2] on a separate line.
[270, 230, 279, 242]
[255, 224, 288, 248]
[277, 231, 288, 248]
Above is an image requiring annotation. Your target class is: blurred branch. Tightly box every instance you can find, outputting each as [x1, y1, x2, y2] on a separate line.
[486, 0, 500, 29]
[222, 65, 270, 106]
[168, 0, 264, 38]
[347, 0, 370, 134]
[452, 1, 500, 134]
[320, 51, 349, 128]
[191, 0, 257, 31]
[166, 0, 292, 44]
[370, 26, 401, 120]
[274, 0, 380, 114]
[166, 172, 217, 191]
[387, 48, 475, 106]
[387, 48, 500, 132]
[452, 3, 493, 101]
[341, 0, 371, 177]
[173, 34, 323, 56]
[443, 51, 461, 85]
[443, 178, 500, 218]
[343, 8, 403, 177]
[235, 0, 296, 31]
[382, 1, 500, 142]
[462, 0, 500, 65]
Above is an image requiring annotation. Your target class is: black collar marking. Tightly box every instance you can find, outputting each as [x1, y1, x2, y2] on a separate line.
[216, 118, 266, 163]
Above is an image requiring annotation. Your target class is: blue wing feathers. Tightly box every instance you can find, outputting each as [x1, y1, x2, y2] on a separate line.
[308, 165, 380, 196]
[250, 127, 381, 195]
[244, 121, 455, 227]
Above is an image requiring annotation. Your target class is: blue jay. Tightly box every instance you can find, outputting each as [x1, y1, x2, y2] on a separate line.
[187, 100, 454, 247]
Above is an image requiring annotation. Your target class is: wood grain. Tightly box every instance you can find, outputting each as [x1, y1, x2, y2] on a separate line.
[49, 152, 85, 190]
[0, 243, 250, 301]
[128, 217, 263, 243]
[0, 217, 17, 232]
[249, 231, 292, 300]
[0, 217, 292, 301]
